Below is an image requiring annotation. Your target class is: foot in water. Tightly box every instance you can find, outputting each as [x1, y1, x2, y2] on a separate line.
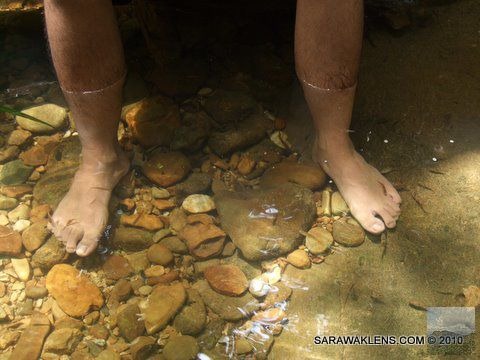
[313, 139, 402, 234]
[49, 149, 130, 256]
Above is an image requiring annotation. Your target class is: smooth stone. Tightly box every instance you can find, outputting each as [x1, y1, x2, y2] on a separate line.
[0, 184, 33, 198]
[109, 279, 132, 303]
[263, 282, 292, 308]
[151, 187, 171, 199]
[112, 226, 154, 251]
[235, 338, 253, 355]
[153, 228, 171, 242]
[0, 195, 18, 210]
[141, 283, 187, 334]
[126, 251, 150, 273]
[10, 314, 51, 359]
[46, 264, 104, 317]
[0, 226, 22, 256]
[130, 336, 157, 360]
[173, 289, 206, 336]
[54, 317, 84, 331]
[97, 350, 121, 360]
[203, 89, 257, 125]
[163, 335, 199, 360]
[22, 220, 49, 251]
[159, 236, 188, 254]
[204, 264, 248, 296]
[144, 265, 165, 278]
[0, 215, 8, 226]
[25, 285, 48, 299]
[332, 218, 366, 247]
[7, 129, 31, 146]
[178, 223, 226, 259]
[181, 194, 215, 214]
[175, 173, 212, 199]
[43, 328, 83, 355]
[331, 191, 349, 215]
[147, 244, 174, 266]
[8, 203, 30, 221]
[0, 160, 33, 185]
[193, 259, 220, 275]
[170, 111, 211, 152]
[215, 183, 316, 261]
[305, 227, 334, 255]
[196, 318, 225, 351]
[194, 280, 259, 321]
[142, 152, 191, 188]
[260, 161, 327, 190]
[0, 146, 19, 164]
[102, 255, 133, 280]
[11, 258, 30, 281]
[120, 213, 164, 231]
[208, 113, 272, 156]
[13, 219, 30, 232]
[286, 249, 311, 269]
[31, 236, 67, 270]
[16, 103, 68, 133]
[117, 303, 145, 342]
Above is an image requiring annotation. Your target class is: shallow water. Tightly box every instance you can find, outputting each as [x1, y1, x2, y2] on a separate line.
[0, 1, 479, 359]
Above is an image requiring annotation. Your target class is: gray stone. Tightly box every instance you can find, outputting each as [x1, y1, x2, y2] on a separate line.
[0, 195, 18, 210]
[117, 304, 145, 342]
[43, 328, 83, 355]
[173, 289, 207, 335]
[158, 236, 188, 255]
[163, 335, 199, 360]
[16, 103, 68, 133]
[332, 218, 365, 247]
[31, 236, 68, 270]
[112, 227, 154, 251]
[215, 183, 316, 260]
[0, 160, 33, 185]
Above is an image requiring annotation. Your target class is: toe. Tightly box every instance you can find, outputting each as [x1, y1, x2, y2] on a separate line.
[350, 206, 386, 234]
[61, 225, 84, 253]
[385, 201, 401, 218]
[76, 234, 99, 257]
[377, 208, 397, 229]
[383, 181, 402, 204]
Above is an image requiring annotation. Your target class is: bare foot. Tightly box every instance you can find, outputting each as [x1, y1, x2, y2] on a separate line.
[313, 140, 401, 234]
[49, 149, 129, 256]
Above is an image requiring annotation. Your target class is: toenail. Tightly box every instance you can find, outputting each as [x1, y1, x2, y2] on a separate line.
[77, 245, 87, 255]
[372, 223, 384, 232]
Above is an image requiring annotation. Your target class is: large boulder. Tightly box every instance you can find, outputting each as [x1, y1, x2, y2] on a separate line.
[215, 183, 316, 260]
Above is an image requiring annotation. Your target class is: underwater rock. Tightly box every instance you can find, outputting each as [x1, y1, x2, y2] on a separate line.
[208, 112, 272, 156]
[42, 328, 83, 355]
[46, 264, 104, 317]
[194, 280, 259, 321]
[25, 285, 48, 299]
[11, 257, 30, 281]
[286, 249, 311, 269]
[175, 172, 212, 199]
[142, 151, 191, 188]
[147, 244, 174, 266]
[173, 288, 207, 336]
[260, 160, 327, 190]
[117, 304, 145, 342]
[109, 279, 132, 303]
[182, 194, 215, 213]
[10, 314, 51, 359]
[19, 141, 58, 166]
[120, 213, 164, 231]
[22, 219, 49, 252]
[305, 227, 333, 255]
[178, 222, 226, 259]
[31, 236, 67, 270]
[130, 336, 157, 360]
[203, 89, 257, 124]
[331, 191, 349, 215]
[102, 255, 133, 280]
[263, 282, 292, 309]
[204, 264, 248, 297]
[16, 103, 68, 133]
[0, 159, 33, 185]
[0, 194, 18, 209]
[0, 146, 20, 164]
[237, 155, 256, 175]
[7, 129, 31, 146]
[158, 236, 188, 255]
[125, 96, 181, 148]
[171, 111, 212, 152]
[111, 226, 154, 251]
[163, 335, 199, 360]
[332, 217, 365, 247]
[141, 283, 187, 334]
[0, 225, 22, 256]
[215, 183, 316, 261]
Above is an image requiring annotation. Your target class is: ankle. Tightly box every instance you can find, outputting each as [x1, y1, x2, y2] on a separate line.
[81, 145, 127, 167]
[314, 133, 355, 159]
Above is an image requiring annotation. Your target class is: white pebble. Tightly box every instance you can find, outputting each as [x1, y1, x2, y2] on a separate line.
[11, 258, 30, 282]
[249, 276, 271, 297]
[182, 194, 215, 213]
[13, 219, 31, 233]
[0, 215, 9, 226]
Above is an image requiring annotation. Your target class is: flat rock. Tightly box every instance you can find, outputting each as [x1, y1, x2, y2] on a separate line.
[263, 282, 292, 308]
[331, 191, 349, 215]
[203, 89, 257, 124]
[158, 236, 188, 255]
[204, 264, 248, 296]
[147, 244, 174, 266]
[16, 103, 68, 133]
[102, 255, 133, 280]
[215, 183, 316, 260]
[182, 194, 215, 213]
[22, 220, 49, 252]
[43, 328, 83, 355]
[286, 249, 311, 269]
[332, 218, 365, 247]
[130, 336, 157, 360]
[173, 289, 207, 336]
[208, 112, 272, 156]
[46, 264, 104, 317]
[0, 159, 33, 185]
[194, 280, 259, 321]
[117, 303, 145, 342]
[142, 152, 191, 187]
[10, 314, 51, 359]
[178, 223, 226, 259]
[163, 335, 199, 360]
[0, 225, 22, 256]
[174, 172, 212, 199]
[0, 194, 18, 210]
[141, 283, 186, 334]
[11, 257, 30, 281]
[120, 213, 164, 231]
[111, 226, 154, 251]
[305, 227, 333, 255]
[125, 96, 181, 148]
[31, 236, 67, 270]
[260, 161, 327, 190]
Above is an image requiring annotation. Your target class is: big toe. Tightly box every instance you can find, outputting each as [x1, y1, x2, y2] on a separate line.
[377, 207, 397, 229]
[61, 225, 84, 253]
[351, 206, 386, 234]
[76, 234, 99, 257]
